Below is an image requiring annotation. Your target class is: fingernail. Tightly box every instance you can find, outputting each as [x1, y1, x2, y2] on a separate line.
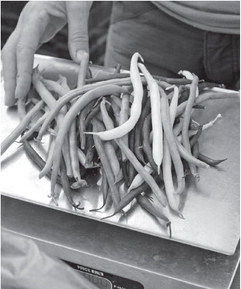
[15, 83, 27, 100]
[15, 78, 30, 100]
[3, 84, 16, 107]
[4, 95, 15, 107]
[76, 50, 88, 63]
[76, 50, 84, 63]
[15, 85, 22, 99]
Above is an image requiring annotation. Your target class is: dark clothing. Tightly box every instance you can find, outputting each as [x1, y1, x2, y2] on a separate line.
[153, 1, 240, 35]
[104, 1, 240, 89]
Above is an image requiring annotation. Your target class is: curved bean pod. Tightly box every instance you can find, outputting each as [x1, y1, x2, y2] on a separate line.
[189, 126, 203, 147]
[1, 100, 44, 155]
[162, 86, 182, 213]
[139, 63, 163, 174]
[119, 93, 130, 161]
[99, 99, 167, 207]
[92, 119, 121, 207]
[136, 194, 170, 226]
[159, 86, 185, 195]
[198, 153, 227, 167]
[78, 102, 94, 150]
[37, 78, 132, 141]
[39, 134, 56, 179]
[128, 163, 153, 193]
[50, 85, 126, 194]
[142, 114, 158, 172]
[163, 137, 181, 213]
[88, 52, 144, 141]
[102, 175, 163, 220]
[176, 90, 239, 117]
[20, 112, 47, 142]
[32, 72, 74, 179]
[169, 86, 179, 124]
[181, 75, 199, 177]
[22, 140, 61, 186]
[176, 139, 209, 168]
[104, 141, 122, 183]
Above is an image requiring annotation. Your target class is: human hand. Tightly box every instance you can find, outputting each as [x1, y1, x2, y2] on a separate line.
[2, 1, 92, 106]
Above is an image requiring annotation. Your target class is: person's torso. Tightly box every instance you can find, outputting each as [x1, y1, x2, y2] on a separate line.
[153, 1, 240, 34]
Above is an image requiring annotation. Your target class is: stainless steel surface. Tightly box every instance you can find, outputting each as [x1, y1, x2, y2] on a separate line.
[1, 54, 240, 255]
[1, 194, 240, 289]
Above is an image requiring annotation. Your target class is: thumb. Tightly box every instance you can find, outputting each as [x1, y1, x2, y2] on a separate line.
[66, 1, 92, 63]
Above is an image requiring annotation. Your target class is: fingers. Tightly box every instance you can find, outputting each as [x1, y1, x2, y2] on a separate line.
[2, 3, 49, 104]
[2, 6, 28, 105]
[15, 11, 49, 99]
[2, 31, 19, 106]
[66, 1, 92, 63]
[2, 1, 91, 107]
[15, 46, 35, 100]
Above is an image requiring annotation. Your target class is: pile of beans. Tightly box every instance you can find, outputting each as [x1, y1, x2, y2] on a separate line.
[2, 52, 236, 237]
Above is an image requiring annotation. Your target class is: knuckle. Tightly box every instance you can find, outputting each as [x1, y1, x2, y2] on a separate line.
[16, 42, 35, 54]
[17, 75, 31, 91]
[17, 70, 32, 80]
[23, 3, 48, 24]
[38, 9, 48, 22]
[70, 31, 88, 43]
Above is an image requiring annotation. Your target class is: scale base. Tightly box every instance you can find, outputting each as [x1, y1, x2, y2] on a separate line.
[1, 194, 240, 289]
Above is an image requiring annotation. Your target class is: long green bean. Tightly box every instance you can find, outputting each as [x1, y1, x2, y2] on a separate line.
[182, 75, 199, 177]
[1, 100, 44, 155]
[142, 114, 158, 171]
[92, 119, 121, 207]
[50, 85, 126, 195]
[89, 53, 144, 141]
[159, 86, 185, 195]
[37, 79, 131, 141]
[138, 63, 163, 174]
[99, 100, 167, 206]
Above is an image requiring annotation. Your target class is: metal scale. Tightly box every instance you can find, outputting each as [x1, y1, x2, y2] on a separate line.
[1, 55, 240, 289]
